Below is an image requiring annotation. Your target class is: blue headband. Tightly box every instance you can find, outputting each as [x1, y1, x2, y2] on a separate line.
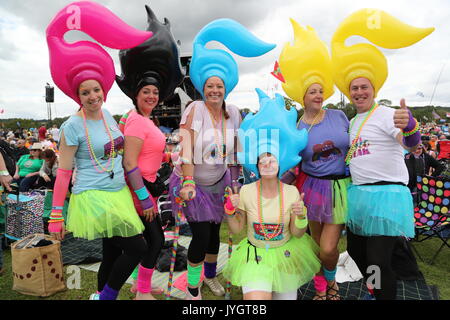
[190, 19, 276, 99]
[238, 88, 308, 179]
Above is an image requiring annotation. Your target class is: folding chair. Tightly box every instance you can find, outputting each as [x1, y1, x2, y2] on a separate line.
[158, 193, 174, 230]
[411, 175, 450, 265]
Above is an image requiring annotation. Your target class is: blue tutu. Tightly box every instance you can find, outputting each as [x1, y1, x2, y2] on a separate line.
[347, 184, 415, 237]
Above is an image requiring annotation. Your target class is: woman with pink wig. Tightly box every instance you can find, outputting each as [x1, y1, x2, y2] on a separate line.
[46, 1, 153, 300]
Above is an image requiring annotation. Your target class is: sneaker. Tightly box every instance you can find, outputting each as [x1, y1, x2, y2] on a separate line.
[89, 293, 100, 300]
[185, 288, 202, 300]
[204, 277, 225, 296]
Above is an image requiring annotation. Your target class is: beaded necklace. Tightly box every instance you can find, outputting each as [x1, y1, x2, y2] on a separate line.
[345, 103, 379, 165]
[206, 105, 227, 158]
[81, 108, 115, 179]
[256, 180, 285, 242]
[298, 109, 324, 132]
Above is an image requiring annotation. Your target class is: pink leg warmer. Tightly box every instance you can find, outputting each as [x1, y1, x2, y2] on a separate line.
[314, 275, 327, 292]
[137, 265, 154, 294]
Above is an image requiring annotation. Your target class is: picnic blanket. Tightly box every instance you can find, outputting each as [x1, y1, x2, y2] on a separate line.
[298, 278, 439, 300]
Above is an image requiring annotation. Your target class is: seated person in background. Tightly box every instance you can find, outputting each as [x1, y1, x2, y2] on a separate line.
[405, 143, 445, 193]
[14, 139, 30, 161]
[13, 142, 44, 192]
[422, 141, 437, 160]
[36, 148, 59, 189]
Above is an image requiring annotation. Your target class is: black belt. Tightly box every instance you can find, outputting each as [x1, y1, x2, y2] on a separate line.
[305, 173, 349, 180]
[361, 181, 406, 187]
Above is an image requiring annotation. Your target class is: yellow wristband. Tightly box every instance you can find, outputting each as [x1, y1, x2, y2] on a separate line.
[295, 216, 308, 229]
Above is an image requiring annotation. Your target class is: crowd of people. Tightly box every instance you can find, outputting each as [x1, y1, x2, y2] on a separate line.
[0, 3, 440, 301]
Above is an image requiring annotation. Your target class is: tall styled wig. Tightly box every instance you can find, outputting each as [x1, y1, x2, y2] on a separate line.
[116, 5, 184, 104]
[238, 89, 308, 179]
[331, 9, 434, 100]
[46, 1, 152, 106]
[190, 19, 276, 99]
[279, 19, 334, 107]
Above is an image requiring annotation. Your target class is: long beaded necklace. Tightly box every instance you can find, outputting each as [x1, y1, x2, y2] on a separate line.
[298, 109, 324, 132]
[345, 103, 379, 165]
[81, 108, 115, 179]
[206, 106, 227, 158]
[256, 180, 285, 245]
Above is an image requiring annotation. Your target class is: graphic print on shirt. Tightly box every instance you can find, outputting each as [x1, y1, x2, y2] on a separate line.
[253, 222, 284, 241]
[311, 140, 342, 162]
[351, 137, 370, 159]
[101, 136, 124, 160]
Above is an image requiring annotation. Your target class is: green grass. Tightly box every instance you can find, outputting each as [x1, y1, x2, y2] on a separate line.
[1, 225, 448, 300]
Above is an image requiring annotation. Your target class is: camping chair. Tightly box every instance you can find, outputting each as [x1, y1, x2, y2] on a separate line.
[158, 193, 174, 230]
[411, 175, 450, 265]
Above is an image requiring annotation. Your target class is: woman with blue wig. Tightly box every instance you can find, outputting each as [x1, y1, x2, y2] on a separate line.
[223, 89, 321, 300]
[169, 18, 275, 300]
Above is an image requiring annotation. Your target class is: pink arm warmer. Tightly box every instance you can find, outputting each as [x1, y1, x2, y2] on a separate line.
[48, 168, 72, 233]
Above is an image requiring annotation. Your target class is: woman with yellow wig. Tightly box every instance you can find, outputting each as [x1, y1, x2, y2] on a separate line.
[278, 19, 350, 300]
[331, 9, 433, 300]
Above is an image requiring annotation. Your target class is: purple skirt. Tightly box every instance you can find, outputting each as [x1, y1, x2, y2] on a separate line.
[169, 170, 231, 224]
[301, 175, 350, 224]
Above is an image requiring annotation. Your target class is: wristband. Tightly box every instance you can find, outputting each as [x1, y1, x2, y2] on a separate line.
[402, 118, 419, 136]
[50, 168, 72, 224]
[224, 196, 236, 216]
[134, 186, 150, 200]
[180, 157, 192, 165]
[295, 216, 308, 229]
[224, 207, 236, 216]
[182, 179, 196, 188]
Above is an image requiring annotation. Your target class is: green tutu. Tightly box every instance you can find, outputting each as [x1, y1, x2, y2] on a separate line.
[223, 234, 321, 293]
[66, 187, 144, 240]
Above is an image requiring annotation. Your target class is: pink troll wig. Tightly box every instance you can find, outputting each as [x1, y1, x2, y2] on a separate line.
[46, 1, 153, 106]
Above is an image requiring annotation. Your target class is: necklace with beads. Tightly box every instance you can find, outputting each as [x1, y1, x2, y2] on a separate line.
[345, 103, 379, 165]
[256, 180, 285, 243]
[298, 109, 324, 132]
[206, 105, 227, 159]
[81, 108, 115, 179]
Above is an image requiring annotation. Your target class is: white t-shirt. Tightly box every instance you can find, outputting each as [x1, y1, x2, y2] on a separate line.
[49, 127, 60, 141]
[349, 105, 408, 185]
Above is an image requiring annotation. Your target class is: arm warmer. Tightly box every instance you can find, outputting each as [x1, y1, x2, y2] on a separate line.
[127, 167, 153, 210]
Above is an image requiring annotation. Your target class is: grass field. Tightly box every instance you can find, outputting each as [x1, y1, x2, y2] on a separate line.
[0, 224, 448, 300]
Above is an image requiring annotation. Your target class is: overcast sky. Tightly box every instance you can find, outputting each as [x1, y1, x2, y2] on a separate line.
[0, 0, 448, 120]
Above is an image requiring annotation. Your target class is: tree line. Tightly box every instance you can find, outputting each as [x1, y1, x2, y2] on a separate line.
[1, 99, 448, 130]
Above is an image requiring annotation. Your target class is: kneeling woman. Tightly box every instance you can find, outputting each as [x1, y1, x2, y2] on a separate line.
[223, 91, 321, 300]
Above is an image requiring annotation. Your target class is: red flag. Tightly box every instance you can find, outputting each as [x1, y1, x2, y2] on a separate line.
[271, 61, 285, 83]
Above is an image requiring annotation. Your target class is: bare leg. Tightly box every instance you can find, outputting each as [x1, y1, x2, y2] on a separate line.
[309, 221, 326, 300]
[244, 290, 272, 300]
[320, 223, 343, 300]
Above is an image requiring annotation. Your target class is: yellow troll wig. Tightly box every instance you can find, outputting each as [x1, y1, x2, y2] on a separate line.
[331, 9, 434, 100]
[279, 18, 334, 107]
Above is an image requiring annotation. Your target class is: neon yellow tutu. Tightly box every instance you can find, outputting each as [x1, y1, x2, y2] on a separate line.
[66, 187, 144, 240]
[223, 234, 321, 293]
